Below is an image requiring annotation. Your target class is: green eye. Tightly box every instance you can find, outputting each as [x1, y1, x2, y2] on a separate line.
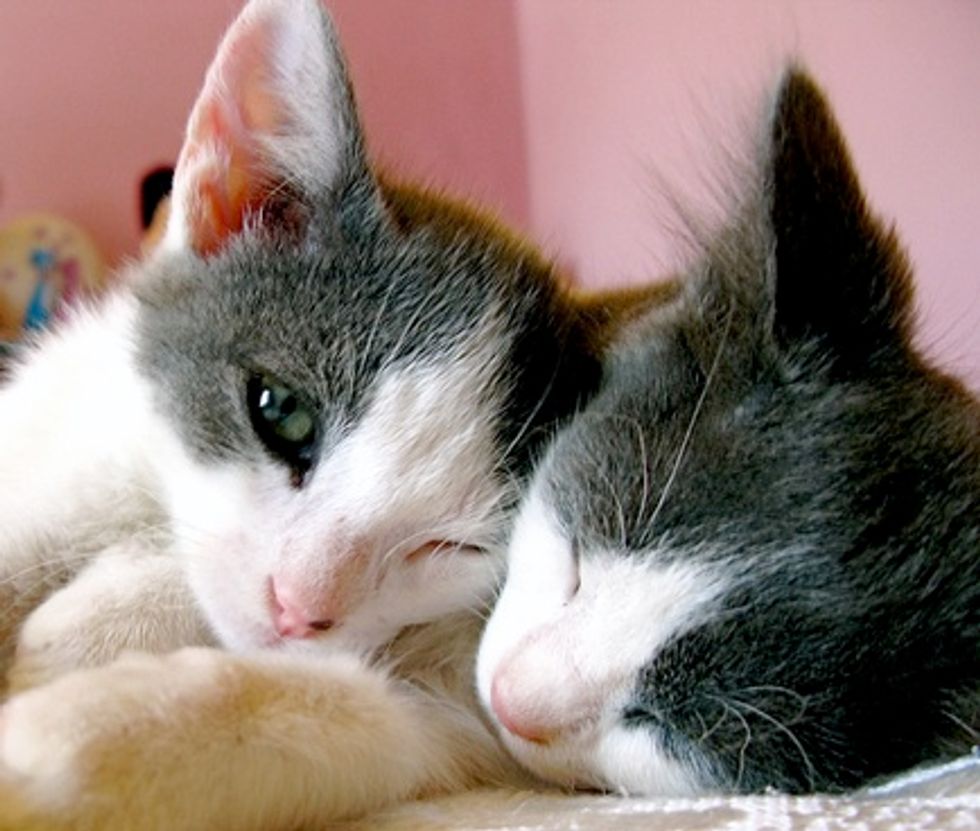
[246, 374, 318, 481]
[258, 385, 313, 442]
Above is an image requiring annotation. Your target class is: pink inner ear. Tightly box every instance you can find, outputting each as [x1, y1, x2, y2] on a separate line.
[174, 16, 292, 258]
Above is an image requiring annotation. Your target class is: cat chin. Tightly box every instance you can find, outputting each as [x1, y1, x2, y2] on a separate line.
[494, 723, 707, 797]
[220, 618, 394, 658]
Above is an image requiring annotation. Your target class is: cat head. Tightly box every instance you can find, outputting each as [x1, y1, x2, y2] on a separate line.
[477, 68, 980, 795]
[134, 0, 598, 654]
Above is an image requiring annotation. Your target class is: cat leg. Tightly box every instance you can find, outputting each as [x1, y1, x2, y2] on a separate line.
[0, 574, 50, 690]
[0, 647, 510, 830]
[0, 295, 164, 682]
[6, 544, 212, 695]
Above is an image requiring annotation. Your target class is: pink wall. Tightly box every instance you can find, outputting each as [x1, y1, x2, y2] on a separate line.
[516, 1, 980, 388]
[329, 1, 528, 229]
[0, 0, 238, 264]
[2, 1, 977, 387]
[0, 0, 528, 264]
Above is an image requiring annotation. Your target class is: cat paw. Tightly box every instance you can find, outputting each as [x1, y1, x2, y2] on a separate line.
[0, 647, 406, 829]
[7, 621, 163, 695]
[6, 641, 81, 695]
[8, 590, 118, 693]
[7, 551, 211, 694]
[0, 649, 250, 830]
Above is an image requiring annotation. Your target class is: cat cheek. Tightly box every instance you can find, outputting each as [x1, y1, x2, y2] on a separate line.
[593, 727, 706, 797]
[176, 525, 277, 649]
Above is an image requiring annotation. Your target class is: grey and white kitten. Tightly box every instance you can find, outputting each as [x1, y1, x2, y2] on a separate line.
[0, 0, 607, 677]
[0, 0, 620, 825]
[479, 68, 980, 797]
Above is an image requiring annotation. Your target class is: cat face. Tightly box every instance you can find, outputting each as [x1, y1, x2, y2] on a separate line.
[478, 69, 980, 794]
[133, 0, 596, 654]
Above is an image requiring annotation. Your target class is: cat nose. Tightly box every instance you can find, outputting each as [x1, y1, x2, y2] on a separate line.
[490, 667, 582, 745]
[268, 577, 338, 639]
[489, 637, 606, 745]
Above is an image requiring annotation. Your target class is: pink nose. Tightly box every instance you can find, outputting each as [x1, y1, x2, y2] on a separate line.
[269, 577, 338, 639]
[490, 671, 560, 744]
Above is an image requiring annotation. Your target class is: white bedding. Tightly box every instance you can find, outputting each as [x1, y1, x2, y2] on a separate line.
[346, 754, 980, 830]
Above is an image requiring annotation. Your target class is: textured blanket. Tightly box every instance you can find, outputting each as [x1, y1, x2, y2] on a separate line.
[343, 754, 980, 830]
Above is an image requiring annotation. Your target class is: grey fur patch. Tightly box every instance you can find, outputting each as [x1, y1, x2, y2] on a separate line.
[536, 68, 980, 793]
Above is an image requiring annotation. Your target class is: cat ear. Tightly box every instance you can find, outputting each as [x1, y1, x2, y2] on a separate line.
[765, 68, 915, 369]
[163, 0, 373, 257]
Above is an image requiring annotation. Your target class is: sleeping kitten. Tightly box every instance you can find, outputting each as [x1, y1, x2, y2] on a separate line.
[0, 0, 652, 825]
[478, 68, 980, 796]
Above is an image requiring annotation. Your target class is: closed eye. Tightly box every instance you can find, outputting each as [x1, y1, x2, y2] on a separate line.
[566, 537, 582, 602]
[505, 491, 582, 607]
[246, 373, 319, 486]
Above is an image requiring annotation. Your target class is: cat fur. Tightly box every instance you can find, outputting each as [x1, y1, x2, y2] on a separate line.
[0, 0, 661, 826]
[478, 67, 980, 796]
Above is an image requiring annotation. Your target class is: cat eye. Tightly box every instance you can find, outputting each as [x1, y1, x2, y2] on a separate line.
[246, 374, 318, 483]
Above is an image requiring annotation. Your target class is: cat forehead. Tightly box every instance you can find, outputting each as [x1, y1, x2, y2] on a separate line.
[140, 226, 501, 371]
[132, 227, 516, 468]
[539, 339, 810, 555]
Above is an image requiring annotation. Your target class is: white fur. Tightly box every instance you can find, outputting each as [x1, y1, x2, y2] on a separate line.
[0, 617, 526, 829]
[159, 323, 508, 656]
[477, 484, 729, 795]
[8, 545, 211, 694]
[0, 288, 182, 677]
[0, 291, 158, 550]
[0, 1, 525, 825]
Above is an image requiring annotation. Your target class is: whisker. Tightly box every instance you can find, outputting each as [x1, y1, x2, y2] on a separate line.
[726, 694, 817, 791]
[705, 695, 751, 791]
[632, 418, 651, 540]
[944, 711, 980, 742]
[646, 304, 734, 534]
[737, 685, 810, 715]
[697, 705, 731, 744]
[496, 332, 566, 469]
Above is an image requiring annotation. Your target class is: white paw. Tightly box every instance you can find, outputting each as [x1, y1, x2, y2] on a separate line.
[9, 607, 154, 693]
[0, 649, 244, 829]
[7, 632, 97, 695]
[7, 550, 211, 694]
[0, 648, 409, 829]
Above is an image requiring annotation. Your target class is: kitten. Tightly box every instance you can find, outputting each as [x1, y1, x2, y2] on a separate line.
[478, 69, 980, 794]
[478, 67, 980, 796]
[0, 0, 619, 690]
[0, 0, 656, 825]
